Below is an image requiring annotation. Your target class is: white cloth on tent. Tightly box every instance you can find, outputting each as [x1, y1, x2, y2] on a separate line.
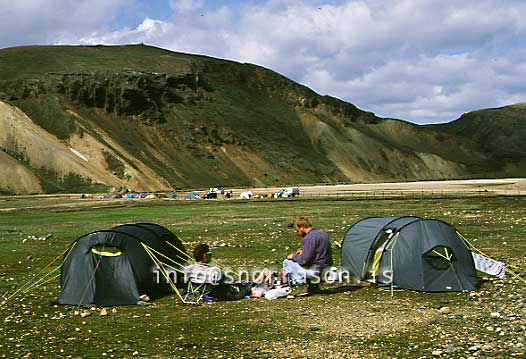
[471, 252, 506, 279]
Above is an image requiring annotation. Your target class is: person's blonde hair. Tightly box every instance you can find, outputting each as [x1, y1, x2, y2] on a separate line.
[295, 216, 312, 228]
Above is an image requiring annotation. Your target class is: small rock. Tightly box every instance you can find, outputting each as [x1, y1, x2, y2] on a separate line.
[482, 343, 495, 351]
[432, 349, 443, 355]
[468, 345, 480, 352]
[490, 312, 501, 318]
[446, 344, 456, 353]
[100, 308, 108, 316]
[80, 310, 91, 318]
[439, 306, 451, 314]
[132, 351, 139, 356]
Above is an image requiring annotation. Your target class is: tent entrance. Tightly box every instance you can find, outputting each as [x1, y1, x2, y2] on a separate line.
[424, 246, 456, 270]
[363, 229, 395, 281]
[93, 254, 139, 306]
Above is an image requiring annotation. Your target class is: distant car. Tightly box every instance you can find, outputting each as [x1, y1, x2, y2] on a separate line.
[203, 192, 218, 199]
[274, 187, 300, 198]
[204, 187, 225, 199]
[208, 187, 224, 194]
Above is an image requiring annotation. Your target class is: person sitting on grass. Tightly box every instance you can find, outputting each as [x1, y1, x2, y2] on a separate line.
[282, 216, 333, 294]
[184, 244, 268, 301]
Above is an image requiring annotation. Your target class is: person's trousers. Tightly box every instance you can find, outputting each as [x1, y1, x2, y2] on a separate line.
[282, 259, 319, 285]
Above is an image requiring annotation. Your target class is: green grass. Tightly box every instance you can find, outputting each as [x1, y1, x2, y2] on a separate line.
[0, 196, 525, 358]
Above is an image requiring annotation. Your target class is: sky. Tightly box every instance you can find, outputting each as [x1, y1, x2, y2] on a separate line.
[1, 0, 525, 124]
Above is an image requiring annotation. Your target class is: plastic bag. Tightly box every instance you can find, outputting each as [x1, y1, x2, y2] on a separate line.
[264, 286, 291, 300]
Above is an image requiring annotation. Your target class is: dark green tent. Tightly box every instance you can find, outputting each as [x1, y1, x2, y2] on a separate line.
[58, 223, 187, 306]
[341, 217, 478, 292]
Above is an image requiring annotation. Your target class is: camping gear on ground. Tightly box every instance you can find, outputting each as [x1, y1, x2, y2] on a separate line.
[264, 286, 291, 300]
[182, 263, 221, 305]
[182, 263, 254, 304]
[58, 223, 188, 306]
[341, 216, 478, 292]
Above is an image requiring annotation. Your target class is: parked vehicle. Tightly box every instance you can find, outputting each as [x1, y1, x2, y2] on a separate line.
[203, 192, 218, 199]
[274, 187, 300, 198]
[204, 187, 224, 199]
[208, 187, 224, 194]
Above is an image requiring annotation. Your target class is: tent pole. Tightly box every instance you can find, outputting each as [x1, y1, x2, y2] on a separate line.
[77, 256, 102, 308]
[390, 248, 394, 297]
[388, 233, 400, 297]
[450, 262, 466, 291]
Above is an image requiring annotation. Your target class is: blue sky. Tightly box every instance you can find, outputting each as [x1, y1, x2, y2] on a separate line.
[1, 0, 525, 124]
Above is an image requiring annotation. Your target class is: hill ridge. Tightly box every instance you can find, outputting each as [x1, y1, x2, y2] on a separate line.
[0, 44, 525, 194]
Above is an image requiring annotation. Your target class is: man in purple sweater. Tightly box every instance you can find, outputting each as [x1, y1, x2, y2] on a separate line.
[283, 216, 333, 294]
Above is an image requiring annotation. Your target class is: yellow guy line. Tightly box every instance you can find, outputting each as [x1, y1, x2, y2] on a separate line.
[22, 265, 61, 294]
[165, 241, 192, 260]
[142, 244, 184, 273]
[3, 242, 76, 302]
[457, 231, 526, 285]
[26, 273, 61, 291]
[141, 243, 184, 302]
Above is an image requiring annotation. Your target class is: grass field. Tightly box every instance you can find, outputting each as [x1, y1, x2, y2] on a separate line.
[0, 195, 525, 358]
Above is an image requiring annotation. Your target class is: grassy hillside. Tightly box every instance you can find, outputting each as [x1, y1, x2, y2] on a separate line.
[431, 103, 526, 163]
[0, 45, 525, 194]
[0, 44, 205, 80]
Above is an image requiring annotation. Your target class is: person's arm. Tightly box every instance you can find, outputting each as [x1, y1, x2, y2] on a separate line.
[292, 237, 316, 266]
[287, 249, 302, 260]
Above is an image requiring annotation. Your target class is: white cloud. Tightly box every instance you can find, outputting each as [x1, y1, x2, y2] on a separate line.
[0, 0, 131, 47]
[170, 0, 204, 13]
[2, 0, 526, 124]
[79, 18, 176, 45]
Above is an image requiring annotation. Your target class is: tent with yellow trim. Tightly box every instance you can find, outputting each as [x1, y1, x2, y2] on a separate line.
[341, 217, 478, 292]
[58, 223, 188, 306]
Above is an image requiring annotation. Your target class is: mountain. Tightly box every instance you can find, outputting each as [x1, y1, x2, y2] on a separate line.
[430, 103, 526, 175]
[0, 44, 524, 195]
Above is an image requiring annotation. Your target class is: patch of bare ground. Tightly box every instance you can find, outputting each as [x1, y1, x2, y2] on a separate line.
[262, 292, 440, 358]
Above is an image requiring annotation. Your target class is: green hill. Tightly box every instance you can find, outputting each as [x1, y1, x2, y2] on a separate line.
[431, 104, 526, 167]
[0, 44, 524, 194]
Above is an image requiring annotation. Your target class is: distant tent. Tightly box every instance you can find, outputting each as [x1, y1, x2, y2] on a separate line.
[239, 191, 253, 199]
[341, 217, 478, 292]
[183, 192, 200, 200]
[58, 223, 188, 306]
